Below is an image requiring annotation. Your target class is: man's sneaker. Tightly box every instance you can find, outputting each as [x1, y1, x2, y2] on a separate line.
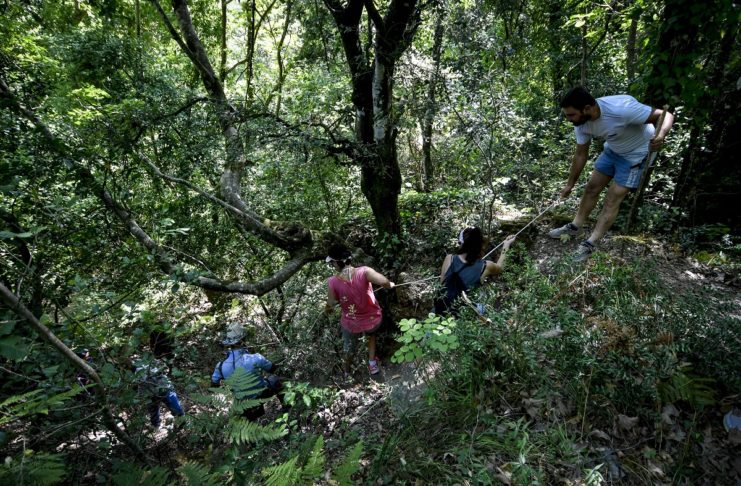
[368, 358, 380, 375]
[548, 223, 582, 239]
[573, 240, 595, 262]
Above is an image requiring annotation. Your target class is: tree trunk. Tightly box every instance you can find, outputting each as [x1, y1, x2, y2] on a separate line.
[220, 0, 228, 82]
[325, 0, 422, 244]
[671, 18, 740, 228]
[420, 7, 445, 192]
[580, 20, 587, 87]
[626, 17, 637, 85]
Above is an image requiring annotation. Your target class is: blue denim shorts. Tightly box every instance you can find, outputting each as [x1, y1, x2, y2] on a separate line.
[594, 147, 648, 189]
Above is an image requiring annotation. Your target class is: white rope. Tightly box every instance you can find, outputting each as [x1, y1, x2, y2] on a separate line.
[481, 180, 588, 259]
[481, 199, 562, 259]
[371, 181, 588, 293]
[392, 275, 439, 288]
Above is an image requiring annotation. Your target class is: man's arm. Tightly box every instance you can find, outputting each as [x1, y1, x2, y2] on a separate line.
[561, 143, 590, 198]
[645, 107, 674, 151]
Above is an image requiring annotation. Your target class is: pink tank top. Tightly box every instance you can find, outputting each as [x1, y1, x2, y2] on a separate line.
[328, 266, 383, 333]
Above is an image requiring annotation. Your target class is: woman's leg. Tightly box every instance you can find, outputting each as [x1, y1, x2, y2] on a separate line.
[367, 334, 377, 360]
[342, 328, 356, 373]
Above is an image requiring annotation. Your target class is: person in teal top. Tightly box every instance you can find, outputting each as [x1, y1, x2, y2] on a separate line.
[435, 227, 515, 316]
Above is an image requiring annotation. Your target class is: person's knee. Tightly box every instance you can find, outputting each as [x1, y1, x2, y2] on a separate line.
[605, 186, 629, 207]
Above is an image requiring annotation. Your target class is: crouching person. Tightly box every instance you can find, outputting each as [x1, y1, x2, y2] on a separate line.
[134, 360, 185, 429]
[211, 322, 285, 421]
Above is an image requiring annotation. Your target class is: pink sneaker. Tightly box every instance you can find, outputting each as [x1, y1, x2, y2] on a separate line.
[368, 358, 380, 375]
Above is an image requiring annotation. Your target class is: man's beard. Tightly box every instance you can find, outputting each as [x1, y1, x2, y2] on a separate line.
[571, 112, 592, 126]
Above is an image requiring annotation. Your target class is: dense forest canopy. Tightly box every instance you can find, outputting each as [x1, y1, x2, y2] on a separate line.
[1, 0, 739, 483]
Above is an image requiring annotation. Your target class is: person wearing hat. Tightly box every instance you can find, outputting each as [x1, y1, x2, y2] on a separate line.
[211, 322, 284, 420]
[324, 243, 395, 376]
[434, 227, 516, 316]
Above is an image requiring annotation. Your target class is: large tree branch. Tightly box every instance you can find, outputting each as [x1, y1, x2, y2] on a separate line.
[363, 0, 384, 32]
[378, 0, 421, 64]
[136, 152, 290, 247]
[0, 282, 148, 462]
[149, 0, 321, 252]
[1, 78, 325, 296]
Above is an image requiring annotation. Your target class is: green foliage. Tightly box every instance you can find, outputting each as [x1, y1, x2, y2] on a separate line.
[300, 436, 326, 482]
[227, 418, 287, 445]
[262, 456, 301, 486]
[112, 464, 169, 486]
[331, 441, 364, 486]
[177, 462, 222, 486]
[658, 364, 716, 410]
[0, 385, 86, 426]
[0, 452, 66, 486]
[260, 436, 357, 485]
[391, 315, 460, 364]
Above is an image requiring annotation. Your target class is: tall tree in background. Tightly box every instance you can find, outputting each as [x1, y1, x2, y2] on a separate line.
[324, 0, 423, 240]
[419, 3, 446, 192]
[645, 0, 740, 228]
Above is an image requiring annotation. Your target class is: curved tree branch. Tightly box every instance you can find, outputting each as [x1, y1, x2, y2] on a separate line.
[1, 77, 327, 296]
[0, 282, 149, 463]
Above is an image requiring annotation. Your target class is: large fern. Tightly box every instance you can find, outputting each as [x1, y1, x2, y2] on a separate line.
[262, 456, 301, 486]
[331, 441, 364, 486]
[300, 436, 325, 482]
[227, 417, 287, 445]
[658, 365, 716, 409]
[0, 385, 86, 426]
[222, 367, 272, 413]
[0, 452, 66, 485]
[111, 465, 169, 486]
[177, 461, 222, 486]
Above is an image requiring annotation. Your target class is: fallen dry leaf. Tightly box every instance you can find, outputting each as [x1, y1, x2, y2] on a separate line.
[617, 414, 639, 431]
[661, 404, 679, 425]
[589, 429, 611, 442]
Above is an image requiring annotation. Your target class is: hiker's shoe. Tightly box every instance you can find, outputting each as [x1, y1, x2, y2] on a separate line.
[368, 358, 380, 375]
[573, 241, 595, 262]
[548, 223, 582, 239]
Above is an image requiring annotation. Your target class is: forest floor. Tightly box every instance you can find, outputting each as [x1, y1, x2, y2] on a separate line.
[133, 216, 741, 483]
[304, 220, 740, 483]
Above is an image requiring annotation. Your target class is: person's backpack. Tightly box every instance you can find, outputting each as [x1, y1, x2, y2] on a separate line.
[433, 259, 473, 316]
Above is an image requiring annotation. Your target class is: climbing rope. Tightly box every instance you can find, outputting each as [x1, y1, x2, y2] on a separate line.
[372, 181, 588, 293]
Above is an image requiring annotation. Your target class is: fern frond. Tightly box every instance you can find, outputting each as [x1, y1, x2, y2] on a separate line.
[231, 397, 268, 414]
[0, 385, 86, 426]
[177, 461, 221, 486]
[0, 452, 66, 486]
[224, 367, 263, 398]
[111, 465, 169, 486]
[659, 366, 716, 409]
[331, 441, 363, 486]
[262, 455, 301, 486]
[227, 417, 287, 445]
[300, 436, 325, 483]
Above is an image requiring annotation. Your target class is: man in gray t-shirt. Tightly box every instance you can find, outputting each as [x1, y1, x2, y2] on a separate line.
[548, 87, 674, 261]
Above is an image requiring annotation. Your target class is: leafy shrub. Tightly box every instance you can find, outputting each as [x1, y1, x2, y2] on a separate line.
[391, 315, 460, 364]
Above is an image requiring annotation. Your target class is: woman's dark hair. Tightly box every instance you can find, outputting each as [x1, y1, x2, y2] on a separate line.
[456, 227, 483, 263]
[327, 243, 352, 269]
[560, 87, 596, 110]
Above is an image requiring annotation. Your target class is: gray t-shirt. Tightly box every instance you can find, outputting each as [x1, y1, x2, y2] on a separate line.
[574, 95, 654, 163]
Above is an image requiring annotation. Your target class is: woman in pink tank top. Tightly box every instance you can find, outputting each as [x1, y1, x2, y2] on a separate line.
[324, 243, 394, 376]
